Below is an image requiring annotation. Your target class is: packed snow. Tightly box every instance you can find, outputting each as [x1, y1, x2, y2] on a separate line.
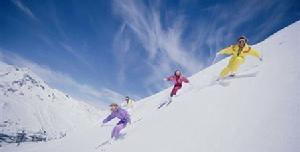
[1, 20, 300, 152]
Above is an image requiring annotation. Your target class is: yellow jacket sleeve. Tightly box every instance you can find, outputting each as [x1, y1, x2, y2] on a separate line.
[218, 46, 234, 55]
[248, 48, 261, 58]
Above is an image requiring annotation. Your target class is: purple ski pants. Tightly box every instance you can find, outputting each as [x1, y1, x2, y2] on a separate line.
[111, 122, 127, 139]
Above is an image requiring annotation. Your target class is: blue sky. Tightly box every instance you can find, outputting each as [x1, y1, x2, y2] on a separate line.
[0, 0, 299, 106]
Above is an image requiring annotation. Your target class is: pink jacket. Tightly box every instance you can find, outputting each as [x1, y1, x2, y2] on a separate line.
[167, 75, 189, 86]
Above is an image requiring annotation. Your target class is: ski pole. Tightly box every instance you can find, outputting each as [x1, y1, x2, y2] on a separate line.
[211, 53, 218, 65]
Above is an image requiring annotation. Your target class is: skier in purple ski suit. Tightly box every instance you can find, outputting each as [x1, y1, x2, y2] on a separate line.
[102, 103, 131, 139]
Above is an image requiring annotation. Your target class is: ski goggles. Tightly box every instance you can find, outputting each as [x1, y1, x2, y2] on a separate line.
[238, 39, 246, 43]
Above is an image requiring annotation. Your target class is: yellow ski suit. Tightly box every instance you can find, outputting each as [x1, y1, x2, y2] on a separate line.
[218, 44, 261, 78]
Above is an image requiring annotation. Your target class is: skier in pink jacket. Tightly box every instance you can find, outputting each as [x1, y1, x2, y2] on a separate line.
[166, 70, 189, 98]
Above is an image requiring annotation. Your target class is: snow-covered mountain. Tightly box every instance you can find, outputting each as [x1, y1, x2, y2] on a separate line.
[2, 20, 300, 152]
[0, 62, 102, 140]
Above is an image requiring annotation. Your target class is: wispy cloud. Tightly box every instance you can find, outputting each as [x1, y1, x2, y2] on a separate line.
[0, 49, 123, 108]
[11, 0, 39, 21]
[112, 0, 202, 91]
[113, 24, 131, 83]
[59, 42, 95, 71]
[111, 0, 289, 94]
[41, 3, 95, 72]
[193, 0, 289, 51]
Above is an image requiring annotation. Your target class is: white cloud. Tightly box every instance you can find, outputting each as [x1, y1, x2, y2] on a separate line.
[113, 24, 131, 83]
[193, 0, 287, 50]
[111, 0, 288, 94]
[0, 49, 124, 107]
[112, 0, 203, 91]
[11, 0, 39, 21]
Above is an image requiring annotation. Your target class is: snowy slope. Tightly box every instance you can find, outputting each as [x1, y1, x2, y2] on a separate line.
[2, 20, 300, 152]
[0, 62, 102, 140]
[107, 20, 300, 152]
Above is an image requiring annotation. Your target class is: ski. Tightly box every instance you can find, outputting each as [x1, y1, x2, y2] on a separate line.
[95, 140, 111, 149]
[157, 102, 167, 109]
[216, 71, 259, 82]
[157, 98, 173, 109]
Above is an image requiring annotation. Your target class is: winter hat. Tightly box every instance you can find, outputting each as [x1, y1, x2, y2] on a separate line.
[109, 103, 118, 107]
[238, 36, 248, 43]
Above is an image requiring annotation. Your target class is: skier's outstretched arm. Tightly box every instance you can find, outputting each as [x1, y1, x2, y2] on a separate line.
[217, 46, 234, 55]
[182, 76, 189, 83]
[166, 76, 175, 81]
[102, 114, 116, 124]
[248, 48, 262, 61]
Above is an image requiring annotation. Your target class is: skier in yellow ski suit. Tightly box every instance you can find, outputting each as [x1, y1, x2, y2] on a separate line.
[217, 36, 262, 78]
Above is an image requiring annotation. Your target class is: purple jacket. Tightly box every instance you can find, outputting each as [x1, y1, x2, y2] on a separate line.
[102, 107, 131, 124]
